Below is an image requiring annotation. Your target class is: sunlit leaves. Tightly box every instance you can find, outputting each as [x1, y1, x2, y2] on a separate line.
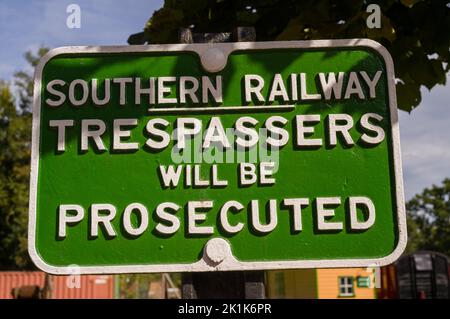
[0, 48, 48, 270]
[406, 178, 450, 256]
[0, 81, 33, 269]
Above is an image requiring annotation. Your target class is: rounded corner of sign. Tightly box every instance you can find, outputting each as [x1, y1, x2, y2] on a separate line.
[36, 47, 67, 68]
[34, 47, 68, 88]
[356, 39, 394, 69]
[28, 244, 64, 275]
[388, 199, 409, 265]
[351, 38, 385, 51]
[374, 233, 408, 268]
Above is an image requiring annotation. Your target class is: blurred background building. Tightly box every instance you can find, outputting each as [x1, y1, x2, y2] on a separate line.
[1, 250, 448, 299]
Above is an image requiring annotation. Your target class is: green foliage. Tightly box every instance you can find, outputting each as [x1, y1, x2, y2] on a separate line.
[0, 82, 32, 269]
[130, 0, 450, 112]
[0, 48, 48, 270]
[406, 178, 450, 257]
[14, 48, 49, 114]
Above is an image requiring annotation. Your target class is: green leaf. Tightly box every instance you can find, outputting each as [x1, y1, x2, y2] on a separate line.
[396, 81, 421, 112]
[400, 0, 423, 7]
[237, 10, 259, 25]
[365, 12, 396, 43]
[129, 0, 449, 113]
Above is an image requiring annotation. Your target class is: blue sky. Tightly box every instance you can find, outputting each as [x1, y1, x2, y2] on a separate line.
[0, 0, 449, 200]
[0, 0, 162, 76]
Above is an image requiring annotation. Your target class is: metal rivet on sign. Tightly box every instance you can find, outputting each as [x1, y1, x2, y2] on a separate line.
[200, 48, 227, 73]
[204, 238, 231, 264]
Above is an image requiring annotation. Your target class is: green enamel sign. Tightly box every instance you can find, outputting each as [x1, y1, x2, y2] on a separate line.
[29, 40, 406, 274]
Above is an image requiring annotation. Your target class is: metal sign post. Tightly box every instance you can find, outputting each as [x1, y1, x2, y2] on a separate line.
[178, 27, 265, 299]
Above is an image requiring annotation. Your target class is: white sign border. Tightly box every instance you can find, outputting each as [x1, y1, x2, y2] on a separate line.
[28, 39, 407, 274]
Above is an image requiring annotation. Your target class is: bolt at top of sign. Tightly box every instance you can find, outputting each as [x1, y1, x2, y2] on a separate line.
[201, 48, 228, 73]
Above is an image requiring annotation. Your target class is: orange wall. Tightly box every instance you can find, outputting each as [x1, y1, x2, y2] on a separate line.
[316, 268, 376, 299]
[0, 272, 114, 299]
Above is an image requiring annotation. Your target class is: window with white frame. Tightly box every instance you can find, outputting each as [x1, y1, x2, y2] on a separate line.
[339, 277, 354, 297]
